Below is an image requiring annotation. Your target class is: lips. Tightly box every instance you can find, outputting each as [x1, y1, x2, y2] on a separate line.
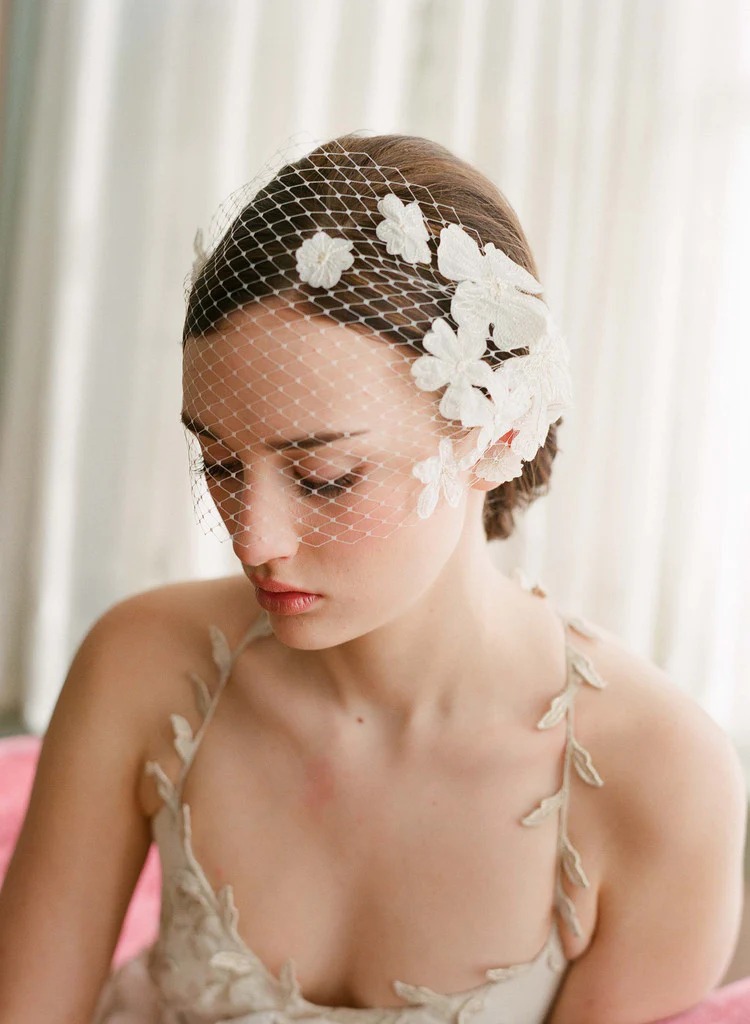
[250, 575, 317, 595]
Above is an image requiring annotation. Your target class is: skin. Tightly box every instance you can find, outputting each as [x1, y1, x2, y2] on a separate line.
[181, 296, 535, 733]
[0, 299, 743, 1023]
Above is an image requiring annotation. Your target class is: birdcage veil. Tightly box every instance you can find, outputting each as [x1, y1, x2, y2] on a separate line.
[180, 129, 572, 550]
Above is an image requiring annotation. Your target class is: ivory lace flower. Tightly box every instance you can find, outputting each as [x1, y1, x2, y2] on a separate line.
[471, 436, 526, 485]
[295, 230, 355, 288]
[412, 437, 480, 519]
[436, 223, 549, 349]
[461, 362, 535, 453]
[375, 192, 432, 264]
[410, 317, 496, 423]
[499, 327, 573, 460]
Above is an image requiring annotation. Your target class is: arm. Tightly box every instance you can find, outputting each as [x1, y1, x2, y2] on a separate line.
[0, 592, 173, 1023]
[546, 692, 747, 1024]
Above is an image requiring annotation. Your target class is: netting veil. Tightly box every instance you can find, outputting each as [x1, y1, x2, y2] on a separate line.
[181, 132, 573, 550]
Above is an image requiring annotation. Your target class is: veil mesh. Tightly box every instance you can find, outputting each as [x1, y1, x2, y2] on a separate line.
[181, 130, 572, 551]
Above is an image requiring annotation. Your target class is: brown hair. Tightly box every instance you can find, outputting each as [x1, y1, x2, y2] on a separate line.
[184, 132, 561, 541]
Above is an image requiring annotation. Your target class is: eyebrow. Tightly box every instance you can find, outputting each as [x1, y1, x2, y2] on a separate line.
[180, 411, 370, 451]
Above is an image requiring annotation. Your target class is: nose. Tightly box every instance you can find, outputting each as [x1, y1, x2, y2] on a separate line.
[225, 467, 301, 565]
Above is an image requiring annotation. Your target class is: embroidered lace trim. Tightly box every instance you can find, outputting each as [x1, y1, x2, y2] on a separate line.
[136, 571, 607, 1020]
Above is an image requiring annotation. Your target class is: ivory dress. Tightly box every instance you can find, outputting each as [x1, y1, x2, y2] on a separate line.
[91, 571, 608, 1024]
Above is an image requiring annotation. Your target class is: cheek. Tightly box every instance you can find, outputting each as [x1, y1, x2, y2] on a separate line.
[339, 510, 462, 593]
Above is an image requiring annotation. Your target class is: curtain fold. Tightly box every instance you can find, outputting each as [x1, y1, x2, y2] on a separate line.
[0, 0, 747, 773]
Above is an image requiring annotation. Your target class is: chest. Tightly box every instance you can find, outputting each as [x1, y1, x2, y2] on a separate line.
[140, 678, 603, 1009]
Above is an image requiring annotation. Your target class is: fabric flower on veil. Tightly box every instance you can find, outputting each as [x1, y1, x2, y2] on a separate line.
[436, 223, 550, 350]
[295, 230, 355, 288]
[412, 437, 481, 520]
[375, 193, 432, 264]
[498, 326, 573, 460]
[460, 361, 535, 453]
[410, 317, 496, 423]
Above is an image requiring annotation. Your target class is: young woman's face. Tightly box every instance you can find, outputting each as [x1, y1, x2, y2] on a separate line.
[182, 298, 487, 646]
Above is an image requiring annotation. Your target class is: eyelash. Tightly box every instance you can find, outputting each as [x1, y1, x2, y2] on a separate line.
[195, 457, 359, 499]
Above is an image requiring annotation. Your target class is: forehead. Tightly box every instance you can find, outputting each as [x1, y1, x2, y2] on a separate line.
[182, 300, 428, 436]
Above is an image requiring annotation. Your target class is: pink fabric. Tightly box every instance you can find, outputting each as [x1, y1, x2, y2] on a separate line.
[0, 733, 748, 1017]
[0, 733, 160, 965]
[654, 975, 750, 1023]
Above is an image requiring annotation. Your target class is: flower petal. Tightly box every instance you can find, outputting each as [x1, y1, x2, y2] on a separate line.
[410, 353, 452, 392]
[416, 478, 439, 518]
[451, 322, 488, 362]
[482, 242, 544, 294]
[450, 280, 493, 337]
[436, 223, 485, 282]
[490, 291, 550, 350]
[375, 193, 432, 265]
[422, 317, 462, 362]
[439, 381, 484, 423]
[295, 230, 354, 289]
[412, 451, 440, 485]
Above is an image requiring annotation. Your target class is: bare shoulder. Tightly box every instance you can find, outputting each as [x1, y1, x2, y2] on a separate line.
[567, 617, 746, 857]
[93, 572, 265, 680]
[106, 571, 261, 641]
[545, 614, 748, 1023]
[104, 573, 264, 815]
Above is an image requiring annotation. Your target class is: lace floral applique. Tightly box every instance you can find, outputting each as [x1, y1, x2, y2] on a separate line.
[295, 230, 355, 288]
[435, 222, 549, 349]
[375, 193, 432, 265]
[514, 570, 607, 940]
[412, 437, 481, 519]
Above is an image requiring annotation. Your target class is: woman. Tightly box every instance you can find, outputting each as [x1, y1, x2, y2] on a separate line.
[0, 132, 745, 1024]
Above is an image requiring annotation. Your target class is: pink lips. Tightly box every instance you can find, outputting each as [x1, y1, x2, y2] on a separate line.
[248, 573, 321, 615]
[249, 575, 318, 596]
[253, 588, 321, 615]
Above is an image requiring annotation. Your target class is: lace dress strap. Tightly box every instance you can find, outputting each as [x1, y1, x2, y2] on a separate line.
[513, 568, 608, 940]
[143, 610, 274, 815]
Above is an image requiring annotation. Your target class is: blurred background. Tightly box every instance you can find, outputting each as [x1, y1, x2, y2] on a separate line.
[0, 0, 749, 860]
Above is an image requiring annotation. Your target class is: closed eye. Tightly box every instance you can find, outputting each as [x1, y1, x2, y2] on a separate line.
[196, 457, 360, 499]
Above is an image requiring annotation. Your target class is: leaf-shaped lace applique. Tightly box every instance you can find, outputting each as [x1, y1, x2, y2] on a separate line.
[209, 624, 232, 675]
[209, 950, 257, 973]
[520, 787, 564, 826]
[217, 883, 240, 932]
[170, 712, 196, 763]
[391, 979, 449, 1009]
[189, 670, 212, 717]
[560, 835, 590, 888]
[484, 959, 535, 982]
[536, 686, 575, 729]
[457, 992, 489, 1024]
[173, 866, 214, 909]
[555, 878, 583, 939]
[277, 957, 304, 1003]
[570, 736, 604, 787]
[144, 759, 179, 814]
[564, 614, 600, 639]
[569, 647, 607, 690]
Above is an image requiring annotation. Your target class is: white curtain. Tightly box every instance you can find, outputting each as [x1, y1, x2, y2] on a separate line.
[1, 0, 748, 776]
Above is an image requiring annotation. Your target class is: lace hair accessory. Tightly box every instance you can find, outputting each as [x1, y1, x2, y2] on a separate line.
[182, 131, 573, 548]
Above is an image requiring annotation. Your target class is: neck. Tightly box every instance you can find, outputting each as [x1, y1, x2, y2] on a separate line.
[286, 531, 543, 739]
